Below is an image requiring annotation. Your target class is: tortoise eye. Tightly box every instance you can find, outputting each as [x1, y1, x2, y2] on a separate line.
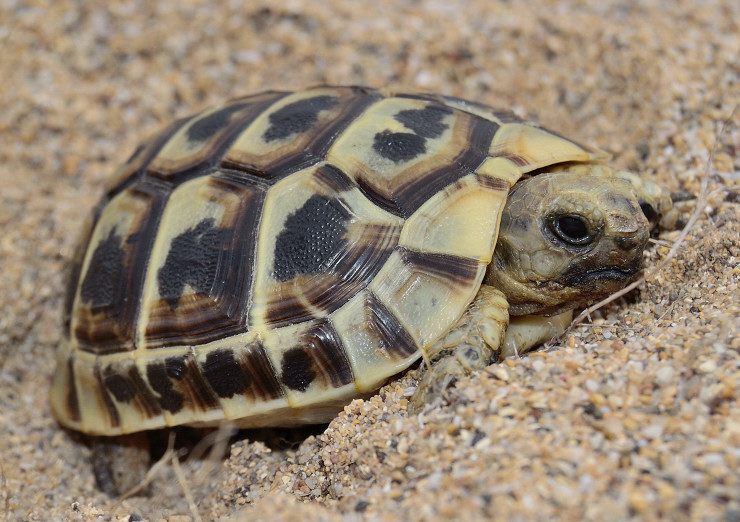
[548, 214, 594, 246]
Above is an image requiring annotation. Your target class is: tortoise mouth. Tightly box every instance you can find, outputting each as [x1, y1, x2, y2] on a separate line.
[558, 263, 641, 288]
[580, 267, 637, 284]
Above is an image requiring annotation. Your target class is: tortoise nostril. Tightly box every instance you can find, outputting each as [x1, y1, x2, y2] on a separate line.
[639, 201, 659, 226]
[615, 232, 647, 252]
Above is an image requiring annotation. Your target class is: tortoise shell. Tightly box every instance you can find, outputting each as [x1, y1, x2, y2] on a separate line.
[52, 86, 606, 435]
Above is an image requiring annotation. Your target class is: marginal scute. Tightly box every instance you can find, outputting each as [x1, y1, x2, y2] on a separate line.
[280, 347, 317, 392]
[331, 290, 419, 392]
[103, 372, 136, 403]
[195, 338, 287, 421]
[55, 353, 81, 423]
[202, 349, 249, 398]
[489, 123, 607, 171]
[475, 156, 524, 187]
[276, 320, 354, 395]
[370, 248, 487, 348]
[203, 323, 351, 412]
[146, 358, 186, 413]
[67, 358, 123, 432]
[146, 353, 222, 423]
[101, 360, 162, 420]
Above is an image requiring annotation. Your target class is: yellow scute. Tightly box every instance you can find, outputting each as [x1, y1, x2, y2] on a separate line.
[399, 174, 508, 262]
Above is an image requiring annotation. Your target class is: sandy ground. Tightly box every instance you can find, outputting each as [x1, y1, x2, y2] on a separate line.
[1, 0, 738, 520]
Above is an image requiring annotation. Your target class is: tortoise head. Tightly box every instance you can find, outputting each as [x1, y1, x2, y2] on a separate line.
[487, 167, 657, 316]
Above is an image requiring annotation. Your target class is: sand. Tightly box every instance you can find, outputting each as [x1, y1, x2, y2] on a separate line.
[0, 0, 738, 520]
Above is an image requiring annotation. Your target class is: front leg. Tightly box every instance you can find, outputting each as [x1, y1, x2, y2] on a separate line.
[408, 288, 575, 413]
[408, 285, 508, 413]
[500, 310, 573, 359]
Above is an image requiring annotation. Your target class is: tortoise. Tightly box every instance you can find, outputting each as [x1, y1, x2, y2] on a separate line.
[51, 85, 675, 491]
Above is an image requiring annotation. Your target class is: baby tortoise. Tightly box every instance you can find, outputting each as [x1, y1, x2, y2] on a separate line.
[51, 86, 676, 494]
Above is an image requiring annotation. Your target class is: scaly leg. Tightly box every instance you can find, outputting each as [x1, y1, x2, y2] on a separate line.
[408, 285, 508, 413]
[408, 288, 574, 413]
[500, 311, 573, 359]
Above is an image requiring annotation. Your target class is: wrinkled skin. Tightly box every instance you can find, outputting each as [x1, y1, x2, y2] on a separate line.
[488, 167, 671, 316]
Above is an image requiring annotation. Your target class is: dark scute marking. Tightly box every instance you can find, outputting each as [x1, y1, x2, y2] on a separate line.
[394, 105, 451, 139]
[124, 142, 147, 165]
[372, 130, 427, 163]
[272, 195, 350, 281]
[186, 103, 250, 143]
[280, 347, 316, 392]
[203, 349, 248, 398]
[475, 173, 511, 192]
[164, 356, 187, 380]
[157, 218, 231, 310]
[263, 95, 339, 142]
[146, 359, 185, 413]
[102, 364, 163, 417]
[304, 322, 353, 387]
[80, 228, 125, 309]
[241, 341, 284, 400]
[94, 366, 120, 427]
[75, 181, 169, 354]
[316, 163, 356, 193]
[63, 238, 88, 335]
[268, 222, 400, 324]
[355, 175, 403, 217]
[230, 92, 383, 182]
[103, 372, 136, 403]
[398, 247, 480, 287]
[65, 357, 81, 422]
[181, 353, 220, 411]
[144, 177, 265, 348]
[265, 228, 403, 325]
[280, 321, 353, 392]
[492, 110, 523, 123]
[366, 292, 418, 359]
[496, 151, 528, 167]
